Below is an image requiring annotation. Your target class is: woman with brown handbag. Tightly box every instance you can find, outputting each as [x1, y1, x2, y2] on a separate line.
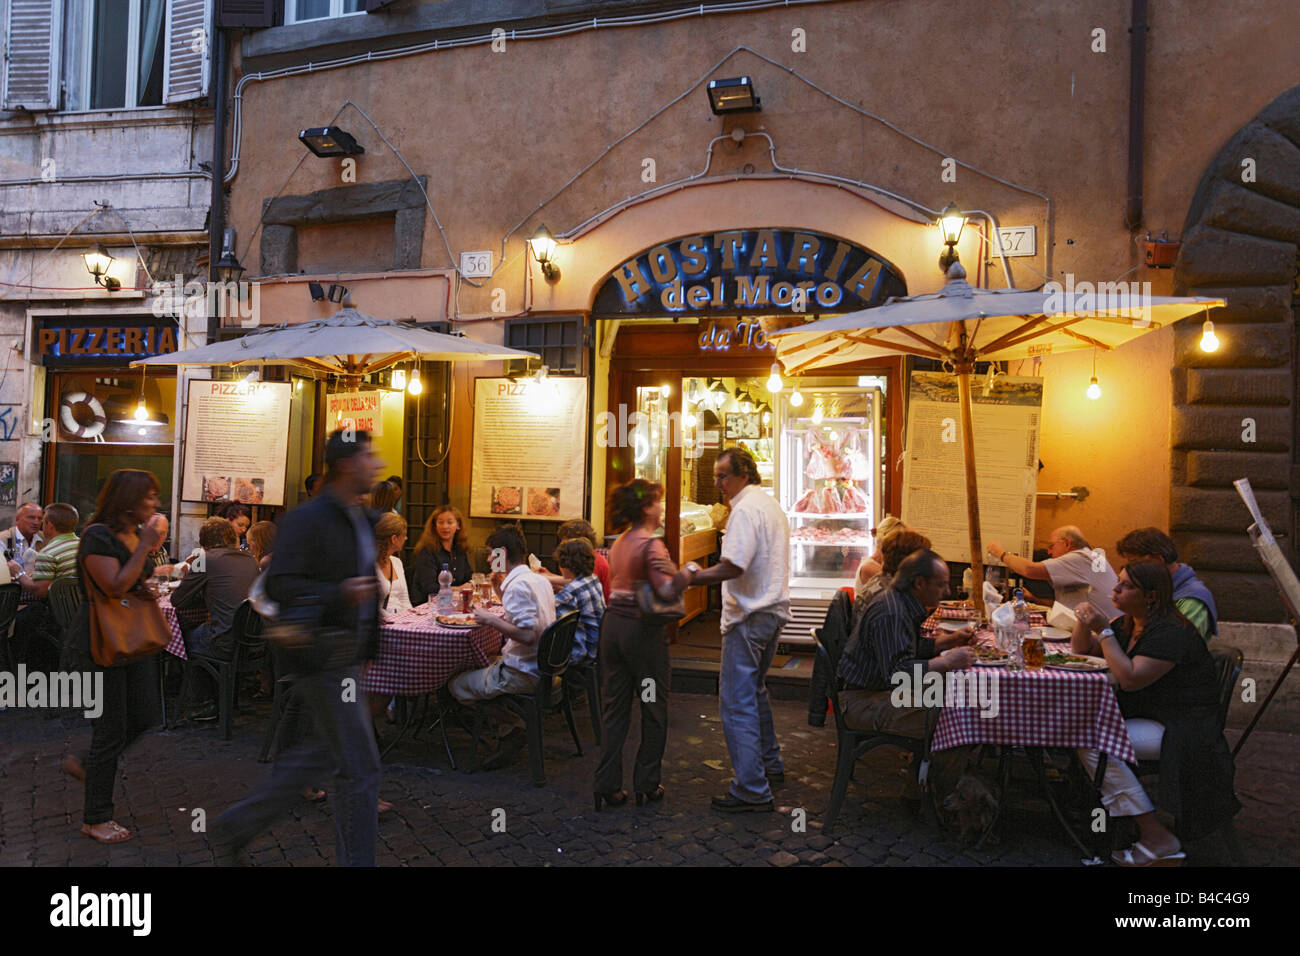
[64, 469, 171, 844]
[593, 479, 692, 811]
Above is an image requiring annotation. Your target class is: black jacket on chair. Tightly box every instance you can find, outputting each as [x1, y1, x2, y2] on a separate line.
[809, 590, 855, 726]
[265, 486, 380, 671]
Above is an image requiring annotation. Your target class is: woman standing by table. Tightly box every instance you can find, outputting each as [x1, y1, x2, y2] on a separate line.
[67, 469, 169, 844]
[1073, 561, 1239, 866]
[409, 505, 472, 606]
[594, 479, 692, 810]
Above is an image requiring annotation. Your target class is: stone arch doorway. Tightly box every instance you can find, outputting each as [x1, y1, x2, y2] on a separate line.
[1172, 84, 1300, 622]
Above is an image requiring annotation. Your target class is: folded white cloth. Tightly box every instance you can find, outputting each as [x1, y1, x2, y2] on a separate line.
[1047, 601, 1078, 630]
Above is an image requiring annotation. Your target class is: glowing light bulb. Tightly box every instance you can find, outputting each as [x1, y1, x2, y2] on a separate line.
[133, 400, 148, 421]
[1086, 376, 1101, 401]
[660, 383, 671, 397]
[138, 427, 146, 436]
[765, 363, 783, 393]
[1200, 320, 1219, 353]
[811, 404, 824, 424]
[408, 368, 423, 395]
[789, 388, 803, 408]
[762, 411, 771, 427]
[684, 412, 697, 428]
[829, 430, 839, 443]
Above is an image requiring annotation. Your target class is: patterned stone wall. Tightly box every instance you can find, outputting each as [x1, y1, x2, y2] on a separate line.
[1173, 85, 1300, 623]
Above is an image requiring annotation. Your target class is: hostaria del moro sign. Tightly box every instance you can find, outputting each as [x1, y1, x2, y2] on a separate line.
[592, 229, 908, 317]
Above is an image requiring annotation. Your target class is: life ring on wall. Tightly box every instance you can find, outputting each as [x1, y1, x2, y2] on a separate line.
[59, 391, 107, 439]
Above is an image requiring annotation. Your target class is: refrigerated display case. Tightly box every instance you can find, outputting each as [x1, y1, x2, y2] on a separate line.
[775, 385, 883, 644]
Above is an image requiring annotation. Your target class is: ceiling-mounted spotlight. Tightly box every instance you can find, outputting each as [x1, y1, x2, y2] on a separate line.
[298, 127, 365, 157]
[309, 282, 326, 301]
[707, 76, 761, 114]
[328, 284, 348, 303]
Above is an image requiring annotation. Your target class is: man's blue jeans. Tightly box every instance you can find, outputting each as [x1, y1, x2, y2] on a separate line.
[720, 612, 786, 803]
[215, 664, 380, 866]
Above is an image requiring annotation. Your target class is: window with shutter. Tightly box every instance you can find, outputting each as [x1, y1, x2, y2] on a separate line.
[2, 0, 63, 110]
[216, 0, 273, 28]
[163, 0, 210, 104]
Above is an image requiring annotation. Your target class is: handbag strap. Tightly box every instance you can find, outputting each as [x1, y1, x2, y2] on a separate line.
[77, 524, 152, 606]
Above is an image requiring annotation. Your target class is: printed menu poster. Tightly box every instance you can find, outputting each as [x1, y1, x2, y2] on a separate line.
[901, 371, 1041, 565]
[471, 377, 587, 521]
[182, 380, 292, 506]
[326, 390, 384, 435]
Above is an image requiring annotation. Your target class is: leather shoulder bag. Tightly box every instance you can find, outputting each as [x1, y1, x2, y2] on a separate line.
[635, 535, 685, 622]
[80, 531, 170, 667]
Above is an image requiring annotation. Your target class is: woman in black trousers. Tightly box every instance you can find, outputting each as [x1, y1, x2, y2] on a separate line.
[594, 479, 691, 810]
[66, 469, 168, 843]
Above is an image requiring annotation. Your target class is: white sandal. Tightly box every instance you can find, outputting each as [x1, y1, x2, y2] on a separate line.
[1112, 841, 1185, 867]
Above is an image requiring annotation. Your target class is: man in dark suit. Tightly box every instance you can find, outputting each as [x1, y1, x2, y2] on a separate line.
[214, 429, 383, 866]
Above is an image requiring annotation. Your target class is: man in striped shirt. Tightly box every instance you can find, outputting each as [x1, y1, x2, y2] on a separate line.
[8, 502, 79, 669]
[553, 538, 606, 662]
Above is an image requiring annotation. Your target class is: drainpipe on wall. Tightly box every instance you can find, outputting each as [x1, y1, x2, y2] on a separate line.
[1124, 0, 1149, 232]
[209, 24, 228, 332]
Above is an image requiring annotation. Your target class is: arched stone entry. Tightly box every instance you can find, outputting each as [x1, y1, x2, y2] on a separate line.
[1172, 84, 1300, 622]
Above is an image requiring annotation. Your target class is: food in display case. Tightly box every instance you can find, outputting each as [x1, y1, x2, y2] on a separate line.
[778, 385, 882, 588]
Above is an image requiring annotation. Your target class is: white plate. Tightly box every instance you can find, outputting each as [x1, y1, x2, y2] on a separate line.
[1040, 625, 1071, 641]
[936, 619, 974, 632]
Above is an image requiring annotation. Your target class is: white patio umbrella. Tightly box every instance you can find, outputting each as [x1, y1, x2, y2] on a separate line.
[132, 309, 538, 385]
[769, 265, 1225, 615]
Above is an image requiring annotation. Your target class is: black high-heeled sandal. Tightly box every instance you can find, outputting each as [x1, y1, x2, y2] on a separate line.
[635, 786, 665, 806]
[594, 789, 628, 811]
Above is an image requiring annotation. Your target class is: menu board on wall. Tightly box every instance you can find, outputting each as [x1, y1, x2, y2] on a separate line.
[901, 371, 1041, 565]
[182, 380, 292, 506]
[471, 377, 587, 521]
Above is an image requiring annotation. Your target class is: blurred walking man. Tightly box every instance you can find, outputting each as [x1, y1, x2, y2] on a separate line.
[214, 430, 383, 866]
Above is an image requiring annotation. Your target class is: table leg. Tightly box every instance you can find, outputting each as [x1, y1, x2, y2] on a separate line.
[379, 695, 422, 760]
[975, 745, 1011, 850]
[1027, 747, 1094, 858]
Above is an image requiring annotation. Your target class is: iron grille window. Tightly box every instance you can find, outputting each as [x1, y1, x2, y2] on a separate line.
[504, 316, 586, 377]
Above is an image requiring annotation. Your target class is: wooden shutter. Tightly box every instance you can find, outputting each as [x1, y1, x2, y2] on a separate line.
[163, 0, 210, 104]
[365, 0, 397, 10]
[2, 0, 62, 111]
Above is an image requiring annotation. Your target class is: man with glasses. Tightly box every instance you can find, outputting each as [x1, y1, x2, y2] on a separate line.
[683, 446, 790, 812]
[986, 525, 1119, 621]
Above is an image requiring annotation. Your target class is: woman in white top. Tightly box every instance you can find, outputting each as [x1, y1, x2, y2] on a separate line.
[374, 512, 412, 616]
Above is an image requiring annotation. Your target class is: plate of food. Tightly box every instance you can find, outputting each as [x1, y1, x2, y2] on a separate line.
[1044, 652, 1109, 672]
[491, 486, 522, 515]
[974, 646, 1010, 666]
[435, 613, 479, 629]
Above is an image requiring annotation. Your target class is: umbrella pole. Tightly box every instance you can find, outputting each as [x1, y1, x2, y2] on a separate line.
[955, 364, 986, 619]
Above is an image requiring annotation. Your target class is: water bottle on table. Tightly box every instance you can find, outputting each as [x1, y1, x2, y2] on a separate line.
[437, 563, 454, 612]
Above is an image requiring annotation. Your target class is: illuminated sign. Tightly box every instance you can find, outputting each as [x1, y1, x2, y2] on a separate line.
[593, 229, 907, 317]
[698, 318, 774, 351]
[35, 321, 178, 362]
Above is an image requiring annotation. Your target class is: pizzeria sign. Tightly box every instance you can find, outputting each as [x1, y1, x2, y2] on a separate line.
[591, 229, 907, 318]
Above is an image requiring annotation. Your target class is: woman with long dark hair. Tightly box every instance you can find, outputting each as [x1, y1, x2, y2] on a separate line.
[593, 479, 691, 810]
[1072, 561, 1240, 866]
[408, 504, 472, 605]
[66, 469, 169, 844]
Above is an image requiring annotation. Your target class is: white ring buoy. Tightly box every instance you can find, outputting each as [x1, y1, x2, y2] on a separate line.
[59, 391, 107, 438]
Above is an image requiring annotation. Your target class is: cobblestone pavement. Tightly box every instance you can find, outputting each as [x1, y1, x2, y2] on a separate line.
[1, 693, 1295, 867]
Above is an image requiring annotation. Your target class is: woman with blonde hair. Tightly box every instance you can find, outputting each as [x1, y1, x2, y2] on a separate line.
[409, 504, 472, 605]
[374, 512, 412, 615]
[855, 515, 904, 598]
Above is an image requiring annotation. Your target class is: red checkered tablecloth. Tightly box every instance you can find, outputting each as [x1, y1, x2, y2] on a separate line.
[157, 594, 207, 661]
[927, 627, 1135, 763]
[362, 604, 504, 697]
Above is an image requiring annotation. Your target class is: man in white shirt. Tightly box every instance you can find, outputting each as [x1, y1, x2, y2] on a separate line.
[686, 447, 791, 812]
[1, 503, 44, 569]
[449, 525, 556, 770]
[986, 525, 1120, 621]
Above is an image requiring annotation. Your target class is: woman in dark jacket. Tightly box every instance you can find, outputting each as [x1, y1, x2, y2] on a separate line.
[408, 505, 473, 605]
[66, 469, 169, 844]
[1073, 561, 1239, 866]
[593, 479, 691, 810]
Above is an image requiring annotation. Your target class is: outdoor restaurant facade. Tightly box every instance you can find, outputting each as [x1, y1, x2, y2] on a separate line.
[1, 2, 1285, 633]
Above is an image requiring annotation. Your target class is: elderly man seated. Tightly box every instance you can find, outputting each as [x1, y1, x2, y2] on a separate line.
[8, 502, 79, 669]
[1116, 527, 1217, 642]
[986, 525, 1119, 621]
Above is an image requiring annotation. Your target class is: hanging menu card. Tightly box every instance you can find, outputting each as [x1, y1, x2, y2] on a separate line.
[182, 380, 292, 506]
[901, 371, 1041, 565]
[471, 377, 588, 521]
